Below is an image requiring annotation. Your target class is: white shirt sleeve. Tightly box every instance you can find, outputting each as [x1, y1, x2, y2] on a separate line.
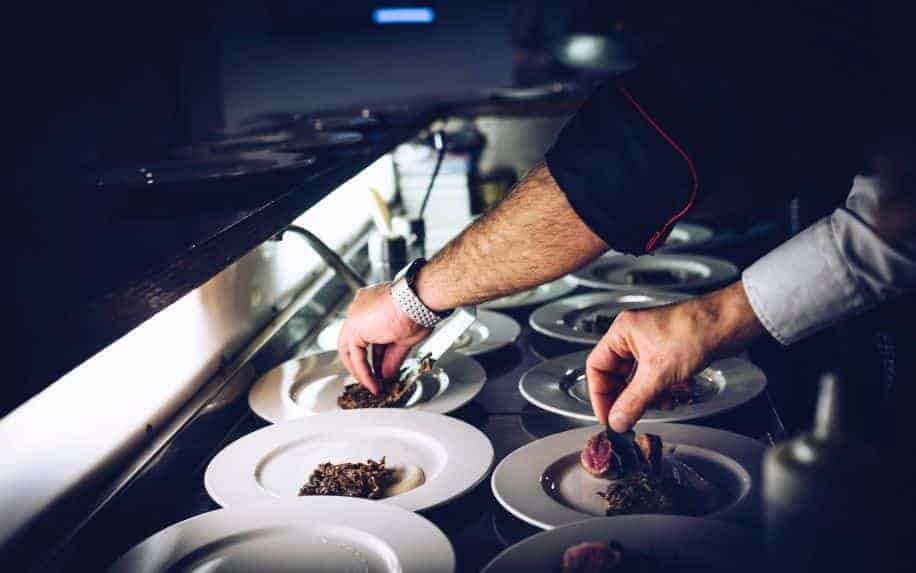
[742, 175, 916, 345]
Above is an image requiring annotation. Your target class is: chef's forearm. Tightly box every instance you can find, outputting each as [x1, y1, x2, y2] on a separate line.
[414, 161, 608, 312]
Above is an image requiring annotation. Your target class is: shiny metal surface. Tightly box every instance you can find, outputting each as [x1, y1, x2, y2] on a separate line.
[276, 225, 367, 293]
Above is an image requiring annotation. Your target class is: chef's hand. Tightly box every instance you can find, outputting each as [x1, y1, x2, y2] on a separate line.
[587, 281, 765, 432]
[337, 283, 431, 395]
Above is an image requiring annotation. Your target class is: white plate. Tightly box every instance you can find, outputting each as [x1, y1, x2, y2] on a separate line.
[481, 277, 579, 310]
[316, 310, 521, 356]
[572, 253, 738, 293]
[491, 423, 764, 530]
[483, 515, 759, 572]
[657, 222, 715, 252]
[519, 350, 767, 423]
[249, 350, 486, 423]
[110, 497, 455, 573]
[205, 409, 494, 512]
[529, 291, 693, 344]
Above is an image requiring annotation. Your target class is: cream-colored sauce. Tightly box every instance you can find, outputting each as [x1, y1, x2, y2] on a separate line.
[383, 465, 426, 497]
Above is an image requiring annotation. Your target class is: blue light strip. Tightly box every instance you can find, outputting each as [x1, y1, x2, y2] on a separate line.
[372, 7, 435, 25]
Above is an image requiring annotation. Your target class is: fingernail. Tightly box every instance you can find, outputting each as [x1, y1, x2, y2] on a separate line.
[608, 411, 628, 431]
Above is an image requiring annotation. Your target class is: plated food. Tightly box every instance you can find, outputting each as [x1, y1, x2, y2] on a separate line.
[571, 253, 738, 293]
[529, 292, 692, 344]
[481, 277, 579, 310]
[561, 540, 655, 572]
[491, 423, 763, 529]
[482, 515, 759, 572]
[110, 497, 455, 573]
[316, 310, 521, 356]
[298, 457, 426, 500]
[519, 350, 767, 423]
[205, 409, 494, 512]
[337, 356, 433, 409]
[248, 350, 486, 423]
[578, 431, 718, 517]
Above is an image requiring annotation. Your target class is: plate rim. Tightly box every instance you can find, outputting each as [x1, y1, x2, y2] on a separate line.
[528, 291, 693, 344]
[459, 310, 522, 356]
[109, 496, 455, 573]
[491, 422, 765, 531]
[656, 222, 715, 252]
[481, 276, 579, 310]
[571, 253, 739, 292]
[518, 350, 768, 423]
[316, 310, 520, 356]
[204, 409, 495, 513]
[481, 514, 757, 572]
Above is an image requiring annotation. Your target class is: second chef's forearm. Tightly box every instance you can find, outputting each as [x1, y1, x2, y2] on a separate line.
[414, 161, 608, 312]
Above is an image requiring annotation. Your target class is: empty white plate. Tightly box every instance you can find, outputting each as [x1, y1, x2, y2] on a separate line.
[481, 277, 578, 310]
[110, 497, 455, 573]
[519, 350, 767, 423]
[483, 515, 758, 572]
[205, 409, 494, 512]
[249, 350, 486, 423]
[529, 291, 693, 344]
[316, 311, 521, 356]
[572, 253, 738, 293]
[491, 423, 764, 530]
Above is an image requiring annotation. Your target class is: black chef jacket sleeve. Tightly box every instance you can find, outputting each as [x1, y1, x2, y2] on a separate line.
[545, 80, 697, 254]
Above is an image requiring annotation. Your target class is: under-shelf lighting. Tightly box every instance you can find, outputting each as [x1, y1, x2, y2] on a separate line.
[372, 7, 435, 25]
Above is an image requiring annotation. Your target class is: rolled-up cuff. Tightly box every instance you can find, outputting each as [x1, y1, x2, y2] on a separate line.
[742, 215, 867, 345]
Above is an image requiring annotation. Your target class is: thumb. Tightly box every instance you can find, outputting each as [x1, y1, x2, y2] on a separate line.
[607, 362, 668, 432]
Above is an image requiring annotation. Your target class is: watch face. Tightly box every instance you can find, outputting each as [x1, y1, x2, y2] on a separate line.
[399, 258, 426, 284]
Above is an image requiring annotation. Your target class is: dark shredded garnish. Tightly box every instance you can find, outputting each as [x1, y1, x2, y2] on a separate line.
[298, 457, 395, 499]
[337, 377, 411, 409]
[598, 472, 682, 516]
[337, 356, 433, 409]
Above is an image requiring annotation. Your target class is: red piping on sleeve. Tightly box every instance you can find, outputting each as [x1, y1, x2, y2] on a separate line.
[616, 82, 699, 252]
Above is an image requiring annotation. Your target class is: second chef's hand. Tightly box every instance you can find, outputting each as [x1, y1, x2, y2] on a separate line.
[587, 281, 765, 432]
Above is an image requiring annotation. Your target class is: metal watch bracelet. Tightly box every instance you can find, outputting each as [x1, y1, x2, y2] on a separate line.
[390, 276, 442, 329]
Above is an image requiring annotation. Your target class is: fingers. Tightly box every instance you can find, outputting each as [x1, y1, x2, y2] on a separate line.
[348, 340, 379, 395]
[586, 338, 633, 425]
[371, 343, 385, 378]
[607, 364, 668, 432]
[380, 343, 415, 381]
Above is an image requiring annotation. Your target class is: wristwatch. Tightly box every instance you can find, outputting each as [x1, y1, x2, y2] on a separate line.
[390, 258, 451, 328]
